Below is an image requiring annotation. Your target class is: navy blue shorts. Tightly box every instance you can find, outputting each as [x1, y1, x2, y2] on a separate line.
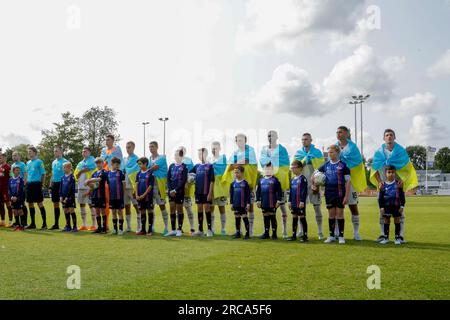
[62, 198, 76, 209]
[232, 207, 247, 215]
[91, 198, 106, 209]
[138, 201, 154, 210]
[262, 207, 277, 214]
[325, 194, 345, 209]
[169, 192, 185, 204]
[383, 205, 402, 218]
[291, 207, 306, 216]
[11, 201, 24, 210]
[109, 199, 124, 210]
[195, 194, 212, 205]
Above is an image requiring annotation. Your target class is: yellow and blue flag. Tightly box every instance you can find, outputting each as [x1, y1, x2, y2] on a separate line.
[337, 139, 367, 192]
[74, 156, 96, 182]
[123, 154, 140, 193]
[183, 157, 195, 198]
[223, 145, 258, 190]
[211, 154, 228, 198]
[151, 155, 168, 200]
[294, 144, 325, 170]
[260, 144, 290, 191]
[370, 143, 418, 191]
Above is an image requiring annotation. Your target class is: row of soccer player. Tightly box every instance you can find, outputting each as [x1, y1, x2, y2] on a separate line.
[0, 126, 416, 244]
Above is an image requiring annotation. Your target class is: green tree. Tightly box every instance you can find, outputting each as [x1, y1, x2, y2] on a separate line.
[38, 112, 84, 186]
[79, 106, 120, 157]
[406, 145, 426, 170]
[435, 147, 450, 173]
[3, 144, 30, 164]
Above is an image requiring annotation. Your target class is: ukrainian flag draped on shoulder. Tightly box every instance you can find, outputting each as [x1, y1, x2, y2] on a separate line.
[260, 144, 290, 190]
[123, 154, 140, 193]
[224, 145, 258, 190]
[211, 154, 228, 198]
[294, 144, 325, 170]
[74, 156, 96, 182]
[183, 157, 195, 197]
[337, 139, 367, 192]
[370, 143, 418, 191]
[151, 155, 168, 200]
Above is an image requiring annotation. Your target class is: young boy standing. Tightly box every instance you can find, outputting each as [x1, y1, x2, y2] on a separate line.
[191, 148, 215, 237]
[60, 162, 77, 232]
[135, 157, 155, 236]
[378, 165, 406, 245]
[229, 166, 251, 239]
[256, 163, 283, 240]
[165, 149, 188, 237]
[86, 158, 108, 234]
[9, 166, 25, 231]
[316, 145, 351, 244]
[287, 160, 309, 242]
[107, 157, 126, 235]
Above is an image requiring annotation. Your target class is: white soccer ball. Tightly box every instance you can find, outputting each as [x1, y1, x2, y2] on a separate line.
[89, 181, 99, 190]
[187, 173, 196, 184]
[313, 171, 326, 187]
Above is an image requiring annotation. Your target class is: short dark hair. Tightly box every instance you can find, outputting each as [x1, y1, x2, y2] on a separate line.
[111, 157, 121, 165]
[384, 129, 396, 139]
[178, 149, 184, 157]
[13, 166, 20, 172]
[28, 146, 38, 154]
[149, 141, 158, 148]
[264, 162, 273, 167]
[234, 165, 245, 173]
[337, 126, 350, 133]
[83, 146, 91, 152]
[106, 134, 115, 141]
[385, 165, 396, 172]
[138, 157, 149, 166]
[302, 133, 312, 138]
[126, 141, 136, 147]
[291, 160, 304, 168]
[198, 148, 208, 153]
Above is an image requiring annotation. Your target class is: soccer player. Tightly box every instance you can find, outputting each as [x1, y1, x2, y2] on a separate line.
[179, 146, 196, 234]
[370, 129, 417, 244]
[49, 146, 68, 230]
[107, 157, 126, 235]
[8, 166, 25, 231]
[316, 145, 351, 244]
[86, 158, 108, 234]
[191, 148, 215, 237]
[74, 147, 97, 231]
[11, 151, 28, 226]
[122, 141, 140, 232]
[135, 157, 155, 236]
[149, 141, 170, 235]
[287, 160, 309, 242]
[260, 130, 290, 239]
[165, 149, 188, 237]
[377, 165, 406, 245]
[60, 162, 77, 232]
[225, 133, 258, 237]
[209, 141, 228, 235]
[336, 126, 366, 240]
[229, 166, 251, 239]
[25, 146, 47, 230]
[294, 133, 325, 239]
[256, 163, 283, 240]
[0, 153, 13, 227]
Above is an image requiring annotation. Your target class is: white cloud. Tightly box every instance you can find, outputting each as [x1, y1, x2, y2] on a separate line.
[248, 64, 326, 116]
[427, 49, 450, 78]
[236, 0, 367, 53]
[399, 92, 438, 115]
[0, 133, 31, 148]
[409, 115, 447, 146]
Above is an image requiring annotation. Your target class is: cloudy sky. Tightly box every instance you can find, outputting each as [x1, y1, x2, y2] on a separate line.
[0, 0, 449, 161]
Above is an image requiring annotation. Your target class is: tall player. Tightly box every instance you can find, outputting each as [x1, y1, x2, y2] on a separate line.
[336, 126, 367, 240]
[122, 141, 140, 232]
[209, 141, 228, 235]
[49, 146, 68, 230]
[294, 133, 325, 239]
[179, 146, 196, 234]
[259, 130, 290, 239]
[25, 146, 47, 230]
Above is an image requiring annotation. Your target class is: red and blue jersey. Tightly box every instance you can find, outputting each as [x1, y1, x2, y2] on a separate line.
[191, 163, 215, 196]
[136, 170, 154, 202]
[167, 163, 188, 194]
[378, 180, 405, 208]
[289, 175, 308, 208]
[229, 179, 251, 209]
[60, 174, 76, 199]
[91, 169, 108, 200]
[256, 176, 282, 209]
[318, 160, 350, 198]
[107, 170, 125, 201]
[8, 176, 24, 202]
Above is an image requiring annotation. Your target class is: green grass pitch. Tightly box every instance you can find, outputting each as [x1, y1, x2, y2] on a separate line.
[0, 196, 449, 300]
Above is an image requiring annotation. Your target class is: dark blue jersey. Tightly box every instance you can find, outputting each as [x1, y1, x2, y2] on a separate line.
[318, 160, 350, 198]
[191, 163, 215, 196]
[60, 174, 76, 199]
[289, 175, 308, 208]
[8, 176, 24, 202]
[378, 180, 405, 208]
[136, 170, 154, 202]
[167, 163, 188, 194]
[229, 179, 251, 209]
[107, 170, 125, 200]
[91, 169, 108, 200]
[256, 176, 282, 209]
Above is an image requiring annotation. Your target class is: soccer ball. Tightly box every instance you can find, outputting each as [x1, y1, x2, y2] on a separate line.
[313, 171, 326, 186]
[89, 181, 99, 190]
[187, 173, 196, 184]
